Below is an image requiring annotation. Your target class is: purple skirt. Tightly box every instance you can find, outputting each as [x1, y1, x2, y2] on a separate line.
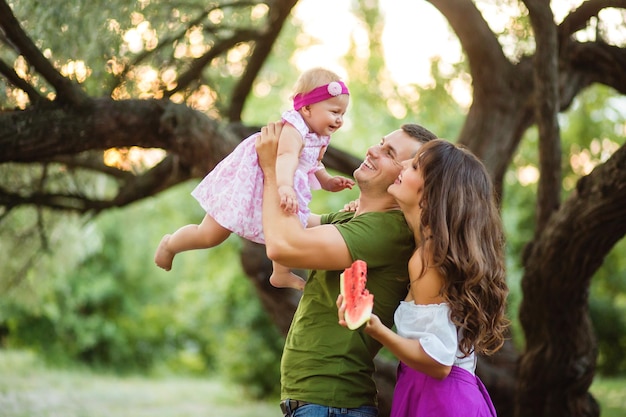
[390, 363, 497, 417]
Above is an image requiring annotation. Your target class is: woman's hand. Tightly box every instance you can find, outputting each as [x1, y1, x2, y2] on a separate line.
[339, 199, 359, 212]
[336, 294, 383, 334]
[336, 293, 349, 328]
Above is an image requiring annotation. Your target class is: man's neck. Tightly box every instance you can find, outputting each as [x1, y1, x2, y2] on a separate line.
[354, 194, 400, 216]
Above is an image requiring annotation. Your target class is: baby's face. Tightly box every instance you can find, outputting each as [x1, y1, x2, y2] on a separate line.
[303, 94, 349, 137]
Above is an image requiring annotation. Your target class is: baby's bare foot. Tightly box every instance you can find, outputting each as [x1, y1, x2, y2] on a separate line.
[154, 235, 175, 271]
[269, 271, 306, 291]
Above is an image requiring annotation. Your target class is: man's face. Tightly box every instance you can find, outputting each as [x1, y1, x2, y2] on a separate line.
[353, 129, 422, 192]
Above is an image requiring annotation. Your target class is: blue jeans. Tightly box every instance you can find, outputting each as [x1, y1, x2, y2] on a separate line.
[287, 403, 378, 417]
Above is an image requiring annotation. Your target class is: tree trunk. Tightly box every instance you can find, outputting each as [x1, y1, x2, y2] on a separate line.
[517, 144, 626, 417]
[477, 339, 518, 417]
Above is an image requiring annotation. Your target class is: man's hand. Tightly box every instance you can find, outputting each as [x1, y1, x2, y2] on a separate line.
[256, 122, 283, 173]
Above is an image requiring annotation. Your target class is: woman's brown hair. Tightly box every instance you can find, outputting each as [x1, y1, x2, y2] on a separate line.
[414, 139, 509, 356]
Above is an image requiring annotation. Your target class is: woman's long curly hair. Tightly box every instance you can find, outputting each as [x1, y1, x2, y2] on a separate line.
[414, 139, 509, 357]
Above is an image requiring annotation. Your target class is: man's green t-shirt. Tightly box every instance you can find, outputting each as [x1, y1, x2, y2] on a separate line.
[280, 210, 415, 408]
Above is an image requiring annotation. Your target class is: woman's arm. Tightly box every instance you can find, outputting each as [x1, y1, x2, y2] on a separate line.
[337, 294, 452, 380]
[366, 313, 452, 379]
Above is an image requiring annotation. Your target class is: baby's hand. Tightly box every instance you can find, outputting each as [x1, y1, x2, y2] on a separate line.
[279, 185, 298, 214]
[324, 176, 355, 192]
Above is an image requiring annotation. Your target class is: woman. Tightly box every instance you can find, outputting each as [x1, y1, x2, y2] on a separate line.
[338, 139, 509, 416]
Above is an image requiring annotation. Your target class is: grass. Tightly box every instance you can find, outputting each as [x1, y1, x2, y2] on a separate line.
[590, 376, 626, 417]
[1, 349, 624, 417]
[0, 350, 279, 417]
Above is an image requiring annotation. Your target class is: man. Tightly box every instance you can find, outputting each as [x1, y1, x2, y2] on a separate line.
[256, 122, 437, 417]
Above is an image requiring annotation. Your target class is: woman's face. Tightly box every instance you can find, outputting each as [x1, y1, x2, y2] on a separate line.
[388, 156, 425, 210]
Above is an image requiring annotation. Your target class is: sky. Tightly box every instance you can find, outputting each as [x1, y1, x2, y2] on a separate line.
[291, 0, 625, 86]
[292, 0, 460, 86]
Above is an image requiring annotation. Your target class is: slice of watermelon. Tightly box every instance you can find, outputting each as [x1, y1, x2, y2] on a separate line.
[340, 260, 374, 330]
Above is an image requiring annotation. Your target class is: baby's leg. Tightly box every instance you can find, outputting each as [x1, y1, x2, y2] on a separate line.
[269, 261, 306, 290]
[154, 214, 231, 271]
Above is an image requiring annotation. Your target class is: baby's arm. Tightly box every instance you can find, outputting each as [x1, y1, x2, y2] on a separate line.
[315, 164, 355, 192]
[276, 123, 304, 214]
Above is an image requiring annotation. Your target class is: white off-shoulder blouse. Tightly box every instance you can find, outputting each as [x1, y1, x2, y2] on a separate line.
[394, 301, 476, 374]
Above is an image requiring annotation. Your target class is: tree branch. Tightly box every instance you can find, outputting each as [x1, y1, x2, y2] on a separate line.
[523, 0, 562, 230]
[0, 58, 45, 105]
[0, 154, 193, 213]
[227, 0, 299, 121]
[0, 0, 88, 107]
[559, 0, 626, 41]
[0, 98, 215, 163]
[47, 153, 136, 180]
[427, 0, 514, 95]
[167, 29, 264, 96]
[111, 155, 193, 205]
[566, 40, 626, 95]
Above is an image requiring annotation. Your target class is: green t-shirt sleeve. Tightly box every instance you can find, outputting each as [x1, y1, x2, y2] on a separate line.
[324, 210, 413, 268]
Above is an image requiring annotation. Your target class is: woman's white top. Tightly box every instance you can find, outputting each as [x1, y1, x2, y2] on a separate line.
[394, 301, 476, 374]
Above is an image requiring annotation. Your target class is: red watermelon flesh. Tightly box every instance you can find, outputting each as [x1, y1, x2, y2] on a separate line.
[340, 260, 374, 330]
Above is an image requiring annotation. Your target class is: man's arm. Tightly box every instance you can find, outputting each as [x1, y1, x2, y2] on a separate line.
[256, 123, 353, 271]
[306, 213, 321, 228]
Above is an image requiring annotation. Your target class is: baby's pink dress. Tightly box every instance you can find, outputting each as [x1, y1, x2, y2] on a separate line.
[190, 110, 330, 244]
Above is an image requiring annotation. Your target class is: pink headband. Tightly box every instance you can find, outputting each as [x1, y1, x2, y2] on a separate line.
[293, 81, 349, 111]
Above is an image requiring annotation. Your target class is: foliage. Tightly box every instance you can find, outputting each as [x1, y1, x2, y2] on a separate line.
[1, 183, 282, 392]
[5, 0, 138, 97]
[589, 376, 626, 417]
[589, 291, 626, 376]
[217, 316, 283, 398]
